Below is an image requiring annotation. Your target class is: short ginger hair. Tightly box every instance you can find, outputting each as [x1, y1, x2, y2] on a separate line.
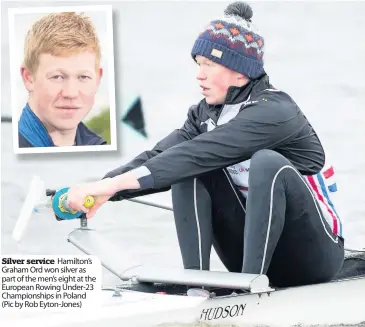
[23, 12, 101, 74]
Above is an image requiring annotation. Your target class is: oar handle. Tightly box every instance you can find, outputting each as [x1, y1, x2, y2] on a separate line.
[48, 188, 95, 221]
[83, 195, 95, 208]
[61, 194, 95, 211]
[46, 189, 95, 208]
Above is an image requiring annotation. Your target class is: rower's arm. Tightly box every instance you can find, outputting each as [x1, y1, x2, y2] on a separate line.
[103, 104, 202, 200]
[129, 94, 317, 190]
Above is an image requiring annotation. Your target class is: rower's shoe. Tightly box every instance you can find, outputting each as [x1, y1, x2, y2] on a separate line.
[186, 288, 210, 298]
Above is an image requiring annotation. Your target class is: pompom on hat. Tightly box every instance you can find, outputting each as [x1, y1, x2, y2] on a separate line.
[191, 1, 265, 79]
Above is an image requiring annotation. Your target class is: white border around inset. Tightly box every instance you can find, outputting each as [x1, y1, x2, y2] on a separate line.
[8, 5, 117, 154]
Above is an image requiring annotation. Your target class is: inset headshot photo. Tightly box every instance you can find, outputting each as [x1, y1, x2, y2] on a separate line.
[8, 5, 117, 154]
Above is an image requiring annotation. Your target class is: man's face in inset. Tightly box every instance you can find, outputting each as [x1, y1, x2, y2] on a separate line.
[22, 51, 103, 133]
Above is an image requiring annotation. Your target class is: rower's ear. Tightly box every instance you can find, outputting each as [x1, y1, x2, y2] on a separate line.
[236, 72, 249, 86]
[21, 64, 35, 93]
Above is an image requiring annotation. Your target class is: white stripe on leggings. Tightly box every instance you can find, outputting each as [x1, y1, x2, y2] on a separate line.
[260, 165, 339, 275]
[193, 178, 203, 270]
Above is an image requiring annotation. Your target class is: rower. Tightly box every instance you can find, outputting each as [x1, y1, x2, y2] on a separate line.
[65, 1, 345, 290]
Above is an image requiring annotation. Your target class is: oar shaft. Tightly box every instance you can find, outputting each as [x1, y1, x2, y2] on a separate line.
[126, 198, 173, 211]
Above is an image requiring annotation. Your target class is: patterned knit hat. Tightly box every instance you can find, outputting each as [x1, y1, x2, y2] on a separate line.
[191, 1, 265, 79]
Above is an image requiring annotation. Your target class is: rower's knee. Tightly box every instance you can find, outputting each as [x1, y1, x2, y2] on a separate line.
[252, 149, 289, 166]
[171, 178, 195, 196]
[171, 178, 211, 211]
[250, 149, 292, 177]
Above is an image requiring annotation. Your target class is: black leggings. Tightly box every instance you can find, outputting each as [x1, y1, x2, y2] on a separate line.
[171, 149, 344, 287]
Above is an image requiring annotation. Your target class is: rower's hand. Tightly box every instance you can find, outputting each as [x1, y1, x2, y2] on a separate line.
[67, 178, 117, 218]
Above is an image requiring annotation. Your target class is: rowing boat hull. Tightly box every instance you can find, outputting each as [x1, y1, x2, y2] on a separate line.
[194, 275, 365, 326]
[2, 274, 364, 327]
[8, 190, 365, 327]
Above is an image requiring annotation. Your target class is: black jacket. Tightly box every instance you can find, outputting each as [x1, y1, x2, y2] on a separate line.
[104, 74, 325, 201]
[19, 122, 107, 148]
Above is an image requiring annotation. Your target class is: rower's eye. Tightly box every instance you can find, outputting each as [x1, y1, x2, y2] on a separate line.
[79, 75, 91, 80]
